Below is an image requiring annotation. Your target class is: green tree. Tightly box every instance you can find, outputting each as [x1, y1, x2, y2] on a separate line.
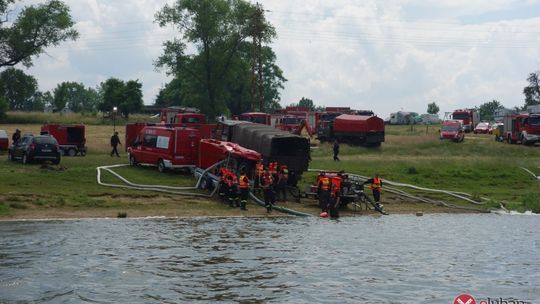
[0, 68, 38, 110]
[121, 80, 143, 118]
[32, 91, 53, 112]
[297, 97, 316, 111]
[478, 100, 502, 121]
[523, 71, 540, 107]
[0, 0, 78, 68]
[53, 82, 99, 112]
[98, 78, 143, 118]
[0, 95, 7, 118]
[155, 0, 279, 119]
[427, 102, 439, 114]
[155, 78, 184, 108]
[98, 78, 125, 113]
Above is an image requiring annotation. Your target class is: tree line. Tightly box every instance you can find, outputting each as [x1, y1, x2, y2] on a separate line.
[0, 0, 539, 122]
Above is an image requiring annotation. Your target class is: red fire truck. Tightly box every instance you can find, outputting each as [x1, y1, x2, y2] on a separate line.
[127, 125, 261, 173]
[40, 124, 87, 156]
[452, 109, 480, 133]
[237, 112, 271, 125]
[503, 113, 540, 145]
[439, 120, 464, 142]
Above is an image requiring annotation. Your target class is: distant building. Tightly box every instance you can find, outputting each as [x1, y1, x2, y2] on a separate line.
[494, 108, 517, 121]
[420, 114, 440, 124]
[526, 104, 540, 114]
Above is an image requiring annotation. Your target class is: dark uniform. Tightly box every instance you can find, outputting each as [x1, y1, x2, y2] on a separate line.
[276, 166, 289, 202]
[329, 175, 342, 218]
[318, 176, 331, 212]
[333, 140, 340, 161]
[261, 172, 275, 213]
[364, 175, 383, 209]
[227, 174, 239, 207]
[110, 132, 121, 157]
[238, 174, 249, 211]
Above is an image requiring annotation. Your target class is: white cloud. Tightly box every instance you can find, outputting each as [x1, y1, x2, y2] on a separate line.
[13, 0, 540, 119]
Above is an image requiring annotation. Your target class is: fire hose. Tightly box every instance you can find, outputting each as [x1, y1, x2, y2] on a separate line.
[97, 161, 312, 216]
[308, 168, 490, 213]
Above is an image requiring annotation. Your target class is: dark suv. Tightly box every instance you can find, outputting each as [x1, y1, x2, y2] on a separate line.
[8, 135, 61, 165]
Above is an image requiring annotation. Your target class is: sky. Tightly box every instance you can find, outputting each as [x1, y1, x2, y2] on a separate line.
[21, 0, 540, 119]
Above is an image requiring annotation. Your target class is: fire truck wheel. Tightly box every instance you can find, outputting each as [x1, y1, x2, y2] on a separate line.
[67, 148, 77, 157]
[158, 160, 166, 173]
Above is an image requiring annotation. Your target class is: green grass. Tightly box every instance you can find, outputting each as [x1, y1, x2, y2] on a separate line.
[0, 123, 539, 216]
[0, 111, 159, 125]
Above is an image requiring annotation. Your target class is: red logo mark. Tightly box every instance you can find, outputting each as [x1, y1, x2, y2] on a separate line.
[454, 294, 476, 304]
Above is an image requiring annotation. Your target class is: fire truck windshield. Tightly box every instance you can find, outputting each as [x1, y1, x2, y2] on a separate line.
[282, 117, 301, 124]
[529, 116, 540, 125]
[452, 113, 468, 120]
[442, 125, 460, 132]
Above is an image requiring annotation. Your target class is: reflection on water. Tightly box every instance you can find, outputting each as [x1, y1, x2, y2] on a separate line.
[1, 214, 539, 303]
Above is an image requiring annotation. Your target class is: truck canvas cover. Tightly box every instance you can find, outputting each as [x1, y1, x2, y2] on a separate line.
[230, 123, 310, 173]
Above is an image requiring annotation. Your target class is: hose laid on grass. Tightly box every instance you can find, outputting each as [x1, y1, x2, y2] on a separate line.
[521, 167, 540, 181]
[97, 162, 311, 216]
[96, 164, 219, 198]
[308, 168, 488, 211]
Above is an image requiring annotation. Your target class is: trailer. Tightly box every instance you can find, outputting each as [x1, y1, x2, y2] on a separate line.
[40, 124, 87, 156]
[317, 113, 385, 146]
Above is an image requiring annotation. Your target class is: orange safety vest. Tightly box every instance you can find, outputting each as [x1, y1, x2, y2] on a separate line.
[256, 163, 264, 176]
[371, 177, 381, 190]
[239, 175, 249, 189]
[331, 176, 342, 195]
[320, 177, 330, 191]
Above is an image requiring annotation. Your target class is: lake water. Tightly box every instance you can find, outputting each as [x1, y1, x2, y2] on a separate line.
[1, 214, 539, 303]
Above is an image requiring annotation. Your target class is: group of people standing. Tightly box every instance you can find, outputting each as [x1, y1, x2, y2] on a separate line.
[317, 171, 383, 218]
[217, 160, 291, 214]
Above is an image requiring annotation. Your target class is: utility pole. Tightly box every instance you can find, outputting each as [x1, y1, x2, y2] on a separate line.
[250, 3, 264, 112]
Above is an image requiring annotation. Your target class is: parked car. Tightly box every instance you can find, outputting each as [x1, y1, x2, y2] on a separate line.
[473, 122, 490, 134]
[8, 134, 61, 164]
[0, 130, 8, 150]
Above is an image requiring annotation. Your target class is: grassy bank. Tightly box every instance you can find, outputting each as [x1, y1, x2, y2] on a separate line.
[0, 121, 539, 219]
[0, 111, 159, 125]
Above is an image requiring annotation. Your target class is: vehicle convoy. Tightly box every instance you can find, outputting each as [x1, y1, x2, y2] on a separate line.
[8, 134, 61, 164]
[317, 112, 385, 146]
[40, 124, 86, 156]
[0, 130, 8, 150]
[212, 120, 311, 176]
[440, 120, 464, 142]
[127, 125, 261, 173]
[503, 113, 540, 145]
[452, 109, 480, 133]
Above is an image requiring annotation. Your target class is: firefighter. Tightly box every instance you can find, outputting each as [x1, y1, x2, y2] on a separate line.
[218, 166, 228, 203]
[276, 165, 289, 202]
[329, 173, 343, 218]
[227, 173, 239, 208]
[254, 160, 264, 194]
[268, 161, 278, 180]
[317, 173, 331, 213]
[238, 169, 250, 211]
[333, 139, 340, 161]
[261, 170, 275, 213]
[364, 173, 383, 210]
